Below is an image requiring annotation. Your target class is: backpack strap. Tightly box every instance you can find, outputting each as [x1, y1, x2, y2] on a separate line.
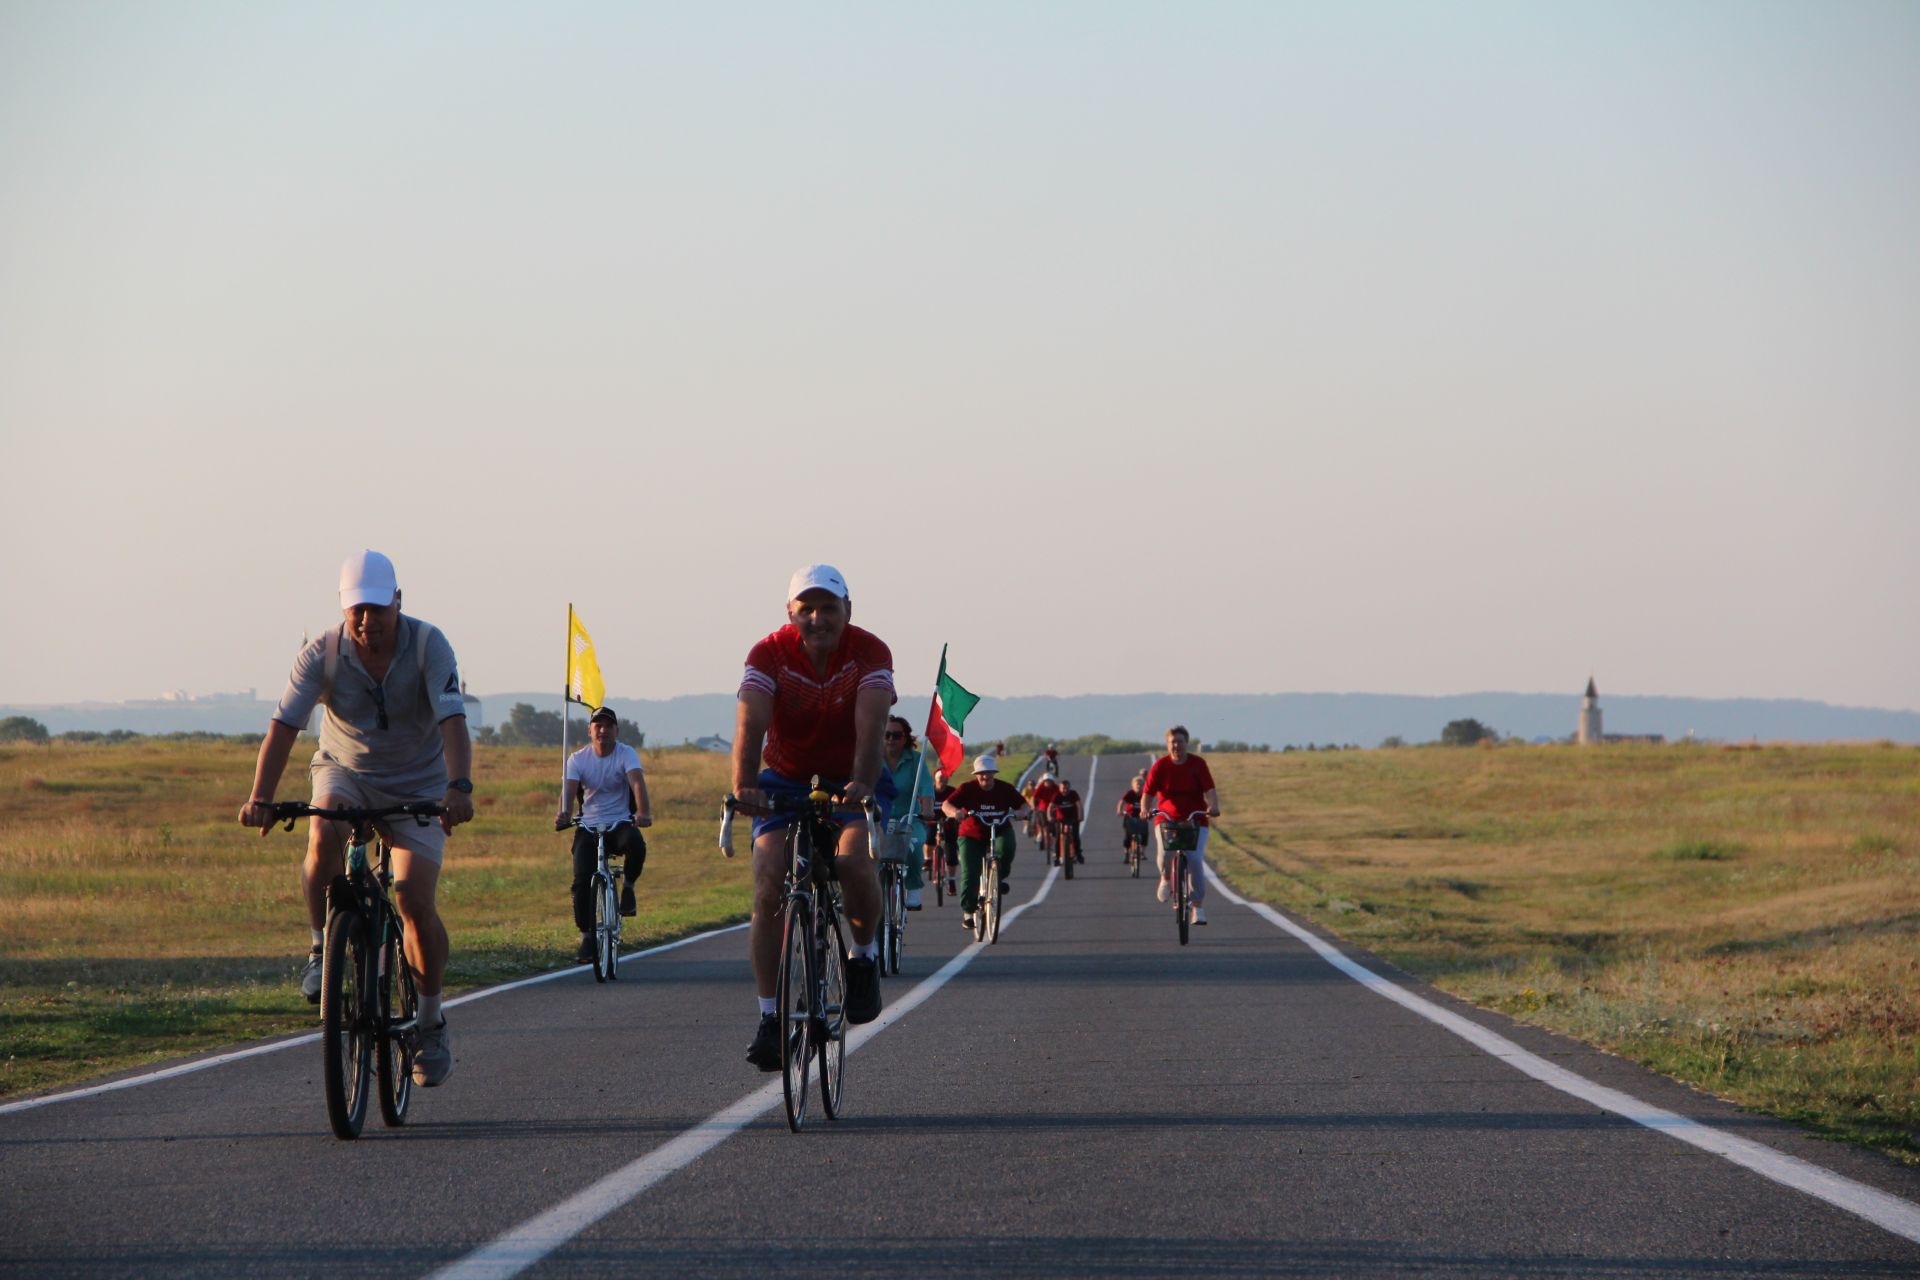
[322, 627, 342, 705]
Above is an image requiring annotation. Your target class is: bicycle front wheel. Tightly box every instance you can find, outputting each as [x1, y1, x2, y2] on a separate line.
[884, 869, 904, 976]
[376, 914, 416, 1128]
[984, 856, 1001, 944]
[777, 898, 814, 1132]
[321, 909, 373, 1139]
[590, 873, 613, 983]
[1176, 852, 1190, 946]
[818, 905, 848, 1120]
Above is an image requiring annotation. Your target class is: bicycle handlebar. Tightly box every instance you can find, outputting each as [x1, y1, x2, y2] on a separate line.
[717, 789, 882, 859]
[265, 800, 444, 832]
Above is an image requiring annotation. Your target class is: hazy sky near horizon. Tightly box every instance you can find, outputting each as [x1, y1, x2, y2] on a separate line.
[3, 2, 1916, 712]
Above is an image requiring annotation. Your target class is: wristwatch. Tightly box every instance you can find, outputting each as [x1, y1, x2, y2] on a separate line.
[448, 777, 474, 794]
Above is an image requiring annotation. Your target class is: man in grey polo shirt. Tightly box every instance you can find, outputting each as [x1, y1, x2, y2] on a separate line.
[239, 549, 474, 1087]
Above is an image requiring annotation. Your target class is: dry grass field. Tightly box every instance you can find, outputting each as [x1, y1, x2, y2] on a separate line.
[1197, 742, 1920, 1165]
[0, 740, 746, 1100]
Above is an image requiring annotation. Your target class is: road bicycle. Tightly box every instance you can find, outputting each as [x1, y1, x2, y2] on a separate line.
[268, 800, 442, 1139]
[563, 817, 627, 983]
[1158, 811, 1209, 947]
[720, 782, 880, 1133]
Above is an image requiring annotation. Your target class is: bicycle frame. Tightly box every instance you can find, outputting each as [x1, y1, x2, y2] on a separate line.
[566, 818, 624, 982]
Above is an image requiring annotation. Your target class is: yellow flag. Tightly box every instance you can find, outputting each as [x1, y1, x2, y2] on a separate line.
[567, 608, 607, 708]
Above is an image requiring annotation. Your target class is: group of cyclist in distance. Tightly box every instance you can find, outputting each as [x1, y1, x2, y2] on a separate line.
[238, 553, 1220, 1088]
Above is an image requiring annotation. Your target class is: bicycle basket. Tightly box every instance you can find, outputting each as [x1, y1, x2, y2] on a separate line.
[1161, 820, 1199, 852]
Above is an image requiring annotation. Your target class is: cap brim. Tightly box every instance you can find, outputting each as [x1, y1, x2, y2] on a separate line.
[340, 587, 396, 608]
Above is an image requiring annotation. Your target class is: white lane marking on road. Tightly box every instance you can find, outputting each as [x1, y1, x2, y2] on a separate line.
[0, 923, 749, 1117]
[426, 868, 1063, 1280]
[1078, 754, 1099, 833]
[1205, 870, 1920, 1245]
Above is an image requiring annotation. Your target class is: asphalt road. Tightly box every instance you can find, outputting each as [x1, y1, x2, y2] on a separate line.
[4, 753, 1919, 1279]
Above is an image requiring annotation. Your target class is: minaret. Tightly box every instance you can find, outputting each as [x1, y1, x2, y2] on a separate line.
[1577, 677, 1603, 745]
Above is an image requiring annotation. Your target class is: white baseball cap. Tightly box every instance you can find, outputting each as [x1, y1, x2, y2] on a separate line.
[972, 754, 998, 774]
[787, 563, 849, 602]
[339, 549, 398, 608]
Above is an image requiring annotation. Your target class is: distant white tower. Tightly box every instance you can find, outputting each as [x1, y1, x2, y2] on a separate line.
[1577, 677, 1603, 745]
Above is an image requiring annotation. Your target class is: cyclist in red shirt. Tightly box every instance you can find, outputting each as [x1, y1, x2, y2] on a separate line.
[940, 755, 1032, 931]
[734, 564, 896, 1070]
[1141, 725, 1221, 925]
[1029, 773, 1061, 849]
[1049, 780, 1084, 865]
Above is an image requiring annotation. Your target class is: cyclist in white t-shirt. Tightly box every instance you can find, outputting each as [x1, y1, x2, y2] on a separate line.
[555, 705, 652, 963]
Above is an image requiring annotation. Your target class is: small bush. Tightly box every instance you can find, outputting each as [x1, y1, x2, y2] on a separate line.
[1654, 839, 1742, 862]
[1849, 833, 1899, 857]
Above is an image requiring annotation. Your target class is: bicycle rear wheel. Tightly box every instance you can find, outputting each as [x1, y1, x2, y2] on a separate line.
[321, 909, 373, 1139]
[818, 905, 848, 1120]
[1063, 829, 1074, 880]
[777, 897, 814, 1132]
[591, 873, 613, 983]
[1176, 851, 1190, 946]
[376, 915, 416, 1127]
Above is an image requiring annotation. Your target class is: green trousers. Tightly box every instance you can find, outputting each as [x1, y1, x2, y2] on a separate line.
[956, 829, 1017, 915]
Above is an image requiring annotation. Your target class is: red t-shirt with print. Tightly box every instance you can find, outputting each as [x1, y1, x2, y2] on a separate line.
[738, 624, 895, 780]
[945, 778, 1027, 842]
[1142, 753, 1215, 826]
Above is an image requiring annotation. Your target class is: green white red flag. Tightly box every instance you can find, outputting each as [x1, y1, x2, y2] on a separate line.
[924, 645, 979, 777]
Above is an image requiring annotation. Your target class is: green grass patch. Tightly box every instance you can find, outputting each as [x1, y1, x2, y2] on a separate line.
[1653, 838, 1742, 861]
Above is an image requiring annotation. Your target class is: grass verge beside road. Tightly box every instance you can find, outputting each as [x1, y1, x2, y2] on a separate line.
[1203, 743, 1920, 1166]
[0, 741, 745, 1101]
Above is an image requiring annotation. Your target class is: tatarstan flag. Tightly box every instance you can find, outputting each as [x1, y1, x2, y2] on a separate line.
[924, 646, 979, 777]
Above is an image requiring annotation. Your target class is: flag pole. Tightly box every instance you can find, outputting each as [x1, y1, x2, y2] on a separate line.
[902, 645, 943, 828]
[560, 603, 572, 805]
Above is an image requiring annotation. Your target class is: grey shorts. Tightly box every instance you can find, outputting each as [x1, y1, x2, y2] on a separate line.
[308, 761, 449, 863]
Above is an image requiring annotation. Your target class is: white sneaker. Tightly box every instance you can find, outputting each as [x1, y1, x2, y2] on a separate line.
[905, 888, 922, 910]
[1191, 906, 1207, 926]
[413, 1019, 452, 1087]
[1156, 879, 1171, 904]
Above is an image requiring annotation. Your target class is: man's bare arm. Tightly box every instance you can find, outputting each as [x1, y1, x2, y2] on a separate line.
[440, 716, 474, 831]
[630, 770, 652, 826]
[733, 691, 772, 798]
[238, 720, 302, 833]
[842, 686, 892, 799]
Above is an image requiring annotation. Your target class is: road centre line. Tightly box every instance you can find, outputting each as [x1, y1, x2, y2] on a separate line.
[1205, 871, 1920, 1246]
[0, 923, 748, 1117]
[426, 866, 1065, 1280]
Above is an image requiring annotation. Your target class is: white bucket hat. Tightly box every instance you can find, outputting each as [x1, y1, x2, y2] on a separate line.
[972, 754, 998, 774]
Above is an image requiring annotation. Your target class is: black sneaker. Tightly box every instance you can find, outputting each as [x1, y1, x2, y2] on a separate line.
[844, 957, 882, 1025]
[999, 879, 1010, 894]
[619, 881, 637, 917]
[746, 1013, 781, 1071]
[299, 946, 323, 1004]
[574, 934, 596, 964]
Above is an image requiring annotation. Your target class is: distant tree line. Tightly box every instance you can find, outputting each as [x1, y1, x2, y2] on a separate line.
[474, 703, 643, 750]
[0, 717, 267, 746]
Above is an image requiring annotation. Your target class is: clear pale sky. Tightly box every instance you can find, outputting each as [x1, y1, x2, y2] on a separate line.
[3, 2, 1915, 711]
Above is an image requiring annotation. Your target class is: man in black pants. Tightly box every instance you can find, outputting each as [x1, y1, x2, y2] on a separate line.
[555, 706, 652, 963]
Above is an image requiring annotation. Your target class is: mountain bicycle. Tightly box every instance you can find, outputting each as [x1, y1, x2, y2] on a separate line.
[720, 783, 880, 1133]
[268, 800, 442, 1139]
[563, 817, 626, 983]
[923, 819, 953, 908]
[1158, 811, 1209, 947]
[1051, 806, 1082, 879]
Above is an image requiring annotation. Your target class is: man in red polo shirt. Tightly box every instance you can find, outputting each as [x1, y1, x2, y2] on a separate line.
[1141, 725, 1222, 925]
[733, 564, 896, 1071]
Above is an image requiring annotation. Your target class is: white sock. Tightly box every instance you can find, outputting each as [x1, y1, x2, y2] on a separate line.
[758, 996, 778, 1016]
[310, 929, 324, 948]
[852, 939, 879, 961]
[418, 993, 442, 1028]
